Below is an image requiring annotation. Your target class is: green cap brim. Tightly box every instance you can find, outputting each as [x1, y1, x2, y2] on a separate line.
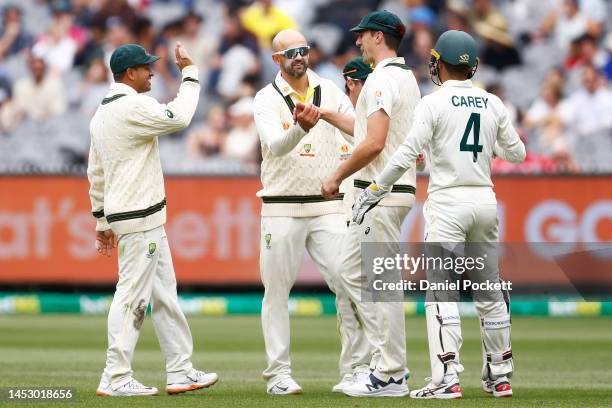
[143, 55, 160, 65]
[349, 25, 366, 33]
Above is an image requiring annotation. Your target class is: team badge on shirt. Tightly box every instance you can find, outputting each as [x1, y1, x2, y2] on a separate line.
[340, 144, 350, 160]
[282, 122, 291, 130]
[300, 143, 315, 157]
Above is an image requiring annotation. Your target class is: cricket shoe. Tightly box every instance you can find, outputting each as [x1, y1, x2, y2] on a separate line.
[343, 373, 409, 397]
[166, 369, 219, 394]
[483, 376, 513, 397]
[410, 378, 462, 399]
[267, 378, 303, 395]
[96, 379, 158, 396]
[332, 374, 353, 393]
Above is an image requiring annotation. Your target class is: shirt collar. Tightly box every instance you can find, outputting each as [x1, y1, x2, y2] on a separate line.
[441, 79, 473, 88]
[274, 68, 321, 97]
[372, 56, 405, 72]
[108, 82, 138, 96]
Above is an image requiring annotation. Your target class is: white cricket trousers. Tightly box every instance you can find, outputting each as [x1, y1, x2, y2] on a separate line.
[260, 213, 372, 386]
[339, 203, 412, 382]
[101, 225, 194, 388]
[423, 189, 513, 384]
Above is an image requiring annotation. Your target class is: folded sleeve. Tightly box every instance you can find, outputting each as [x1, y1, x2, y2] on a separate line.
[86, 142, 110, 231]
[126, 65, 201, 138]
[494, 102, 526, 163]
[253, 90, 307, 156]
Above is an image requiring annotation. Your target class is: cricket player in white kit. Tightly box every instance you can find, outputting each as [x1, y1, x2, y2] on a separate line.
[352, 30, 526, 399]
[88, 43, 218, 397]
[321, 11, 422, 397]
[254, 29, 372, 395]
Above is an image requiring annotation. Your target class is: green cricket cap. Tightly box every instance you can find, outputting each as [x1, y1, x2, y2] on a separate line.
[342, 56, 372, 80]
[350, 10, 406, 38]
[110, 44, 160, 75]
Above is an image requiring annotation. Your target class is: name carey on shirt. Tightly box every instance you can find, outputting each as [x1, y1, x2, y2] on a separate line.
[451, 95, 488, 109]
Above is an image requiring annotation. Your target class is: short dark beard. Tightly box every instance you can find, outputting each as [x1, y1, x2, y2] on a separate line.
[284, 59, 308, 78]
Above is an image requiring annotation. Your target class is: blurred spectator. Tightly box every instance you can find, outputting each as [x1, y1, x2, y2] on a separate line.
[475, 14, 521, 71]
[603, 34, 612, 81]
[492, 133, 555, 174]
[151, 19, 183, 101]
[176, 12, 218, 93]
[549, 137, 580, 173]
[31, 6, 78, 76]
[486, 83, 519, 128]
[186, 106, 227, 160]
[0, 5, 32, 62]
[212, 14, 260, 101]
[318, 41, 357, 90]
[222, 97, 259, 164]
[93, 0, 139, 28]
[77, 58, 109, 116]
[558, 64, 612, 138]
[445, 0, 471, 32]
[467, 0, 505, 27]
[403, 26, 435, 87]
[408, 5, 436, 33]
[240, 0, 297, 50]
[540, 0, 589, 53]
[74, 17, 106, 69]
[13, 56, 67, 122]
[524, 80, 564, 151]
[0, 72, 19, 134]
[132, 17, 156, 55]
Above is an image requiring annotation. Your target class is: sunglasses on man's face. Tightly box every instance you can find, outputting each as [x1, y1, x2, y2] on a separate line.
[274, 46, 310, 59]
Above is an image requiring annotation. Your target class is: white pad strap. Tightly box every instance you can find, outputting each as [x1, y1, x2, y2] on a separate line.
[426, 303, 463, 385]
[481, 314, 513, 380]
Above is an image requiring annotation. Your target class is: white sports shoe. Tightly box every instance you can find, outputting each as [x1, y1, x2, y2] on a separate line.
[343, 372, 409, 397]
[166, 369, 219, 394]
[410, 378, 462, 399]
[96, 379, 158, 397]
[267, 378, 303, 395]
[483, 376, 513, 397]
[332, 374, 353, 393]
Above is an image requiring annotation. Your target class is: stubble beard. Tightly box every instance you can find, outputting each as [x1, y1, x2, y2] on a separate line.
[285, 59, 308, 78]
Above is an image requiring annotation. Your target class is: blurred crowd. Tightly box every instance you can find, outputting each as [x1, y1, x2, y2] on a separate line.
[0, 0, 611, 174]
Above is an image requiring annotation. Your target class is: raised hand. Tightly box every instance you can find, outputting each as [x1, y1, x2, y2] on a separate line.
[175, 41, 194, 71]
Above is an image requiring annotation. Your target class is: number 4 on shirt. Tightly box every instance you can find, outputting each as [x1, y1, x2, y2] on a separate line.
[460, 112, 483, 162]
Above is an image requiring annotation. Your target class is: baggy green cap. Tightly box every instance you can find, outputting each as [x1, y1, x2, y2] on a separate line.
[342, 56, 373, 80]
[110, 44, 160, 75]
[350, 10, 406, 38]
[431, 30, 478, 68]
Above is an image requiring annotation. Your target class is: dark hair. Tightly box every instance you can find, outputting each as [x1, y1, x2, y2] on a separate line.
[344, 78, 366, 94]
[443, 61, 472, 78]
[113, 71, 126, 82]
[382, 32, 402, 52]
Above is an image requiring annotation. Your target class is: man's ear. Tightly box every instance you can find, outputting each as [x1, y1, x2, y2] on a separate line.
[375, 31, 384, 45]
[271, 54, 281, 67]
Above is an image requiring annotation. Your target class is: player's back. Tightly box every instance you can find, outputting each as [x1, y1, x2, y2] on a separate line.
[423, 80, 514, 202]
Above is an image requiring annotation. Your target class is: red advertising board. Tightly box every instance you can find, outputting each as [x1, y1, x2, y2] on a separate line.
[0, 176, 610, 285]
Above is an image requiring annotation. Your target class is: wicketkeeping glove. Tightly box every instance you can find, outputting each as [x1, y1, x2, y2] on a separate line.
[352, 181, 390, 225]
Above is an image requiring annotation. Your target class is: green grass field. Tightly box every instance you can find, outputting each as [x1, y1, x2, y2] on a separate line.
[1, 315, 611, 407]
